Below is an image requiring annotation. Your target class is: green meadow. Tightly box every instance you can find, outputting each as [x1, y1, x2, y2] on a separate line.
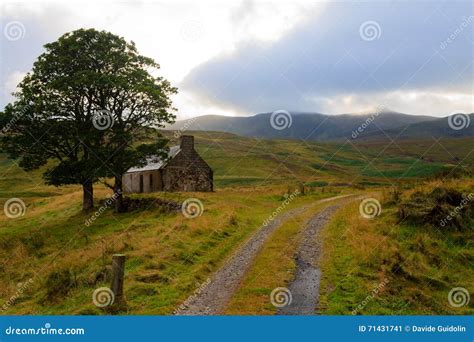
[0, 131, 472, 314]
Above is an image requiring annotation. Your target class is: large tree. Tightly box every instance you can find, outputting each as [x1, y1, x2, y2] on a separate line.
[0, 29, 176, 211]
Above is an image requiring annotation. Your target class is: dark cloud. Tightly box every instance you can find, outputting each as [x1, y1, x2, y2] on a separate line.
[183, 1, 473, 114]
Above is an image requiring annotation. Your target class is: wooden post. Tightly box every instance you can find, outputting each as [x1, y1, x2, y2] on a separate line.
[110, 254, 126, 302]
[298, 183, 305, 195]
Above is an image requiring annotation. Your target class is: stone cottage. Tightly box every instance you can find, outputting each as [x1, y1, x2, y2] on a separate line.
[122, 135, 213, 193]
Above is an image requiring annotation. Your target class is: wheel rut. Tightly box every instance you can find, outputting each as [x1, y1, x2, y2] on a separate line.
[277, 197, 357, 315]
[276, 205, 340, 315]
[175, 194, 352, 315]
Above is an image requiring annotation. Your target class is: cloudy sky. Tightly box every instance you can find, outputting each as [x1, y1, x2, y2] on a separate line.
[1, 0, 473, 119]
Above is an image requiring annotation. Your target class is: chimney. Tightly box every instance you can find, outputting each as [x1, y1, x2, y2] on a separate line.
[180, 135, 194, 151]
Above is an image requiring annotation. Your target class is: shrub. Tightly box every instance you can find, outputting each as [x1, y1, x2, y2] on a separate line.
[44, 269, 75, 302]
[398, 187, 473, 230]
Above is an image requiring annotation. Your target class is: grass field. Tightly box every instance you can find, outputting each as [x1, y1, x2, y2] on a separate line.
[165, 132, 474, 188]
[0, 131, 472, 315]
[319, 180, 474, 315]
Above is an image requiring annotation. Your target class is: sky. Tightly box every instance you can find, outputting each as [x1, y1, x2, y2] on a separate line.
[0, 0, 473, 119]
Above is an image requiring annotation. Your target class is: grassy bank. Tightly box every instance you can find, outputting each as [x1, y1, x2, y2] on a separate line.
[319, 179, 474, 315]
[0, 182, 342, 314]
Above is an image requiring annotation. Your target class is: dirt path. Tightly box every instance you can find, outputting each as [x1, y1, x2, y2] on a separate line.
[277, 200, 350, 315]
[175, 194, 352, 315]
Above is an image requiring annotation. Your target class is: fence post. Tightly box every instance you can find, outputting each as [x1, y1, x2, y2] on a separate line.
[110, 254, 126, 302]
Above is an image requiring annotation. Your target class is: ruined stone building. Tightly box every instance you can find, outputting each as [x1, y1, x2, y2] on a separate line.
[122, 135, 213, 193]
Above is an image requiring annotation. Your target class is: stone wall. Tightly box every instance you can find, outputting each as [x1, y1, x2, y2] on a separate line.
[162, 148, 213, 192]
[122, 135, 213, 193]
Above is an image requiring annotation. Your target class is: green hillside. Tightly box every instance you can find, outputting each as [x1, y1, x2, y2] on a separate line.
[0, 132, 472, 315]
[168, 132, 473, 188]
[168, 112, 474, 141]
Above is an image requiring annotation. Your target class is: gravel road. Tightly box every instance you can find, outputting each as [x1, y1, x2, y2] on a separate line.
[277, 202, 347, 315]
[175, 195, 351, 315]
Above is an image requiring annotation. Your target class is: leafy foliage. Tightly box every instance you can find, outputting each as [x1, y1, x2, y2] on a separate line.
[0, 29, 176, 210]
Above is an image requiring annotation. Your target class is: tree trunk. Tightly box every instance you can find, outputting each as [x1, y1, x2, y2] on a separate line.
[114, 175, 126, 213]
[82, 180, 94, 211]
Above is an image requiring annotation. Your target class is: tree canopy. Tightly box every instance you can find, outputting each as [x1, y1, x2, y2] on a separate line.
[0, 28, 176, 211]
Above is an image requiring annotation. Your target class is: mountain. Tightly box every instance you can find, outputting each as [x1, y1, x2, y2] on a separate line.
[167, 111, 474, 141]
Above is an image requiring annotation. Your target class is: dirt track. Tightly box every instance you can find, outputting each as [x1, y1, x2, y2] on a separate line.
[277, 204, 343, 315]
[175, 194, 352, 315]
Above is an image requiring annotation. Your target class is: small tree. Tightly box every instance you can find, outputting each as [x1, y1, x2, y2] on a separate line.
[0, 29, 176, 211]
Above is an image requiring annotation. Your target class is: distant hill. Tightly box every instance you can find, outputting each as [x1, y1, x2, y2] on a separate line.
[167, 111, 474, 141]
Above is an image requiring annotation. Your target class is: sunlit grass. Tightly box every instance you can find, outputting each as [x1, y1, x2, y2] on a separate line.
[319, 180, 474, 315]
